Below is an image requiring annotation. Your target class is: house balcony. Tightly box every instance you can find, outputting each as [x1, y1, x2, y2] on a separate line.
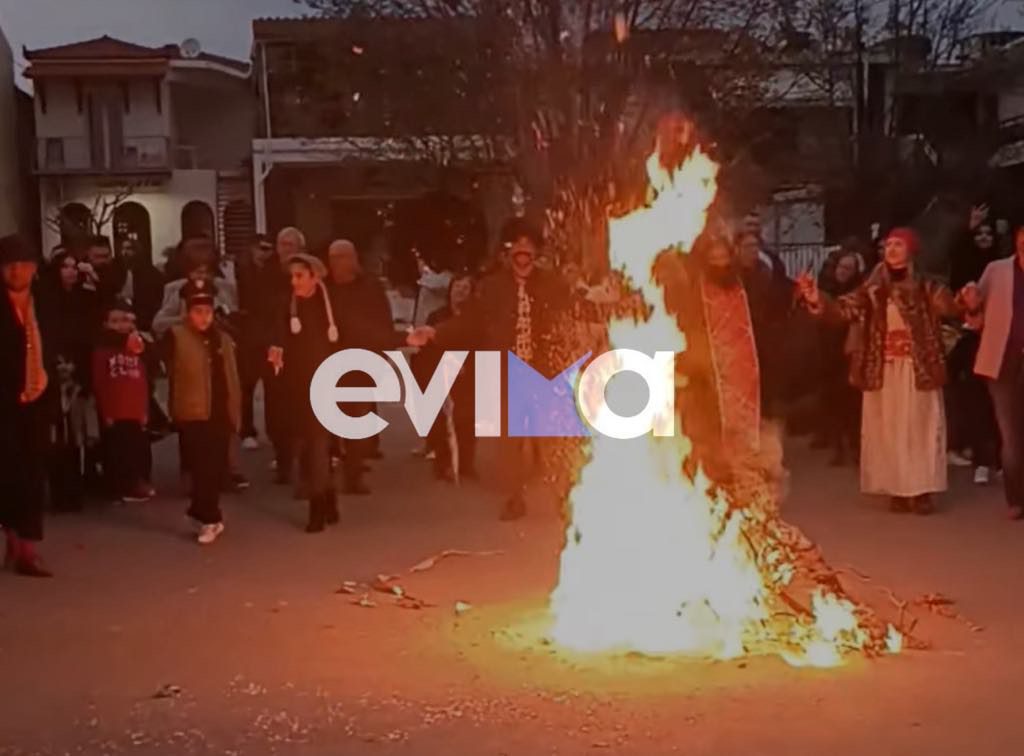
[35, 135, 174, 176]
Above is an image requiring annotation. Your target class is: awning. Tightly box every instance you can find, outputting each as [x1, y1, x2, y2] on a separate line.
[27, 61, 169, 78]
[989, 140, 1024, 167]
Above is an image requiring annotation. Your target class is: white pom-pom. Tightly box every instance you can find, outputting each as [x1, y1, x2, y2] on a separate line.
[290, 316, 302, 335]
[327, 324, 339, 343]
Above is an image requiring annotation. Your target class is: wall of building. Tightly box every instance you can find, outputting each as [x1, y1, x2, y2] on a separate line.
[0, 27, 21, 236]
[172, 79, 254, 170]
[35, 79, 171, 139]
[34, 79, 88, 138]
[122, 79, 172, 137]
[39, 169, 218, 263]
[998, 84, 1024, 123]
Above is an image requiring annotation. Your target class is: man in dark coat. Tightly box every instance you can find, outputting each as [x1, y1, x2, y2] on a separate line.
[411, 218, 569, 520]
[0, 234, 58, 577]
[234, 233, 280, 447]
[326, 239, 405, 493]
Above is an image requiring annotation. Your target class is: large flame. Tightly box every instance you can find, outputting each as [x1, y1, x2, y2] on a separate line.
[549, 131, 897, 666]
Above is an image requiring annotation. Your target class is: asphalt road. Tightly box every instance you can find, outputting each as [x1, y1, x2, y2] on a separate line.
[1, 418, 1021, 755]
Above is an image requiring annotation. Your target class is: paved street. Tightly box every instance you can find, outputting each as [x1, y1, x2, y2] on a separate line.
[1, 414, 1022, 756]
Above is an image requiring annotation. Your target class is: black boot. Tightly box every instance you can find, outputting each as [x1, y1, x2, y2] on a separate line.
[305, 495, 326, 533]
[912, 494, 934, 515]
[499, 493, 526, 521]
[342, 471, 370, 496]
[324, 491, 340, 525]
[889, 496, 911, 513]
[344, 458, 372, 495]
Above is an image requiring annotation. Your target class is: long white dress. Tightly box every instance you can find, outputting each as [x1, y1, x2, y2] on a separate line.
[860, 303, 947, 497]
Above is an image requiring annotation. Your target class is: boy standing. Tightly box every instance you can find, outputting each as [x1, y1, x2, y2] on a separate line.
[92, 299, 154, 502]
[166, 279, 242, 544]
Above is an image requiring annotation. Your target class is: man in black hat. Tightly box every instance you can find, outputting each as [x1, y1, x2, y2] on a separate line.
[409, 218, 569, 521]
[0, 234, 57, 576]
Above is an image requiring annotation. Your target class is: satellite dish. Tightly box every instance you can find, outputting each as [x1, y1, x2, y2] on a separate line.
[179, 38, 202, 59]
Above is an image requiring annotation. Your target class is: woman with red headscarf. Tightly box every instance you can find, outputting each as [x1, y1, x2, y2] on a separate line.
[798, 228, 963, 514]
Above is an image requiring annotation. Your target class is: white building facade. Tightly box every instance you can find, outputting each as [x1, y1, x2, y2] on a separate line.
[0, 25, 20, 237]
[25, 36, 255, 263]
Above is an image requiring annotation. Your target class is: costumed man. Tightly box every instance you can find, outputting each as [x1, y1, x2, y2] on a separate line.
[410, 218, 569, 521]
[658, 232, 789, 483]
[0, 234, 57, 577]
[798, 228, 964, 515]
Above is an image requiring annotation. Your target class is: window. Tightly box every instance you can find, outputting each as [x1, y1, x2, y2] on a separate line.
[114, 202, 152, 262]
[59, 203, 93, 246]
[181, 201, 216, 242]
[44, 138, 65, 169]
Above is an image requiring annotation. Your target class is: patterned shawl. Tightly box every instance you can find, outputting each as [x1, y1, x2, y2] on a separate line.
[828, 264, 957, 391]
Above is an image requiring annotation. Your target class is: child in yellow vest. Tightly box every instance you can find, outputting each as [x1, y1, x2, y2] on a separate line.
[166, 278, 241, 545]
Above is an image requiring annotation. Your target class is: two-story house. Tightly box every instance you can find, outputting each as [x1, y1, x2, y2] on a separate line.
[0, 23, 22, 237]
[25, 36, 256, 263]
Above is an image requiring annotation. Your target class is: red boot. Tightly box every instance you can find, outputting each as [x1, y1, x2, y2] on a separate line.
[14, 540, 52, 578]
[3, 529, 18, 570]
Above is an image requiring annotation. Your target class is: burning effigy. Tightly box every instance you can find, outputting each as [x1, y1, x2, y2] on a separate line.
[547, 114, 904, 667]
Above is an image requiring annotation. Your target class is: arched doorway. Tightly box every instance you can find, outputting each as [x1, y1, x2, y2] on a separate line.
[58, 202, 93, 248]
[180, 200, 215, 242]
[113, 201, 152, 263]
[222, 200, 255, 261]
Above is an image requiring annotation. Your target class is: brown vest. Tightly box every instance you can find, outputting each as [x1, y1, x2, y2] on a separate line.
[169, 324, 241, 431]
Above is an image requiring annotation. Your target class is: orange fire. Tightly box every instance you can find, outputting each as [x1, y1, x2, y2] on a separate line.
[549, 124, 901, 666]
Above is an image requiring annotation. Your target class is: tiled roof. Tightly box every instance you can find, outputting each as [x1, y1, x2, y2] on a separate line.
[252, 15, 479, 42]
[24, 35, 167, 60]
[24, 34, 249, 72]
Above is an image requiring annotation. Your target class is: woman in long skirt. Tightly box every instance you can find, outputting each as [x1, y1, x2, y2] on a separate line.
[799, 228, 962, 514]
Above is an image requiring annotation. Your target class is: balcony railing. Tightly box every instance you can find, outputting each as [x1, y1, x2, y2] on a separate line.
[36, 135, 173, 174]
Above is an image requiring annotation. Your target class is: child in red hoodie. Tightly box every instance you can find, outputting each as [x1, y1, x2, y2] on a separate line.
[92, 299, 154, 502]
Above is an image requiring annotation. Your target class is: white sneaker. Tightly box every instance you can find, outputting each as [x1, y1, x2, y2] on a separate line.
[974, 466, 991, 485]
[241, 436, 260, 451]
[948, 451, 973, 468]
[197, 522, 225, 545]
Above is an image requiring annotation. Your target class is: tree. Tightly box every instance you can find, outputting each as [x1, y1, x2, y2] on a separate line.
[294, 0, 996, 264]
[44, 184, 136, 249]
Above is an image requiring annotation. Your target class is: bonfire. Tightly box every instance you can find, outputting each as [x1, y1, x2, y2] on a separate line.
[549, 115, 903, 667]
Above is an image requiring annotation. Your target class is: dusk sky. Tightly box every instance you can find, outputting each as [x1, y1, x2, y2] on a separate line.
[0, 0, 303, 84]
[2, 0, 1024, 87]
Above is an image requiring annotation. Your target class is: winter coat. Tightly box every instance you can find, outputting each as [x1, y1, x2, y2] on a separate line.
[432, 267, 569, 376]
[167, 324, 241, 431]
[819, 264, 958, 391]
